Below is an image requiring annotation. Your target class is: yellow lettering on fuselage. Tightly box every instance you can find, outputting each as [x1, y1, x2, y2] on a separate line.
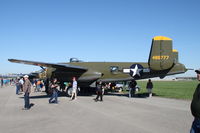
[152, 55, 169, 60]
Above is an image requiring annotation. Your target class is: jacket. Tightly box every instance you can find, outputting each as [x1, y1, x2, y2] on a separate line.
[191, 84, 200, 118]
[146, 82, 153, 89]
[129, 80, 137, 88]
[23, 79, 32, 93]
[50, 82, 59, 91]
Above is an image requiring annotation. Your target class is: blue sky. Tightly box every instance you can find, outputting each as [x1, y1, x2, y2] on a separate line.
[0, 0, 199, 77]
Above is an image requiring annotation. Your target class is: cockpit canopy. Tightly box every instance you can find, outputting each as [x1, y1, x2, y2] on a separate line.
[69, 58, 83, 63]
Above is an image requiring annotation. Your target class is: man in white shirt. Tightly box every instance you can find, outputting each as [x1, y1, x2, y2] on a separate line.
[19, 78, 24, 91]
[71, 77, 77, 100]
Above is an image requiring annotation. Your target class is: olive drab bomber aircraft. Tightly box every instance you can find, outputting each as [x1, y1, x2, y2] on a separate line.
[8, 36, 187, 87]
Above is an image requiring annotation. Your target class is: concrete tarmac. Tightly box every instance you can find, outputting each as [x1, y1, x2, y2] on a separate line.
[0, 86, 193, 133]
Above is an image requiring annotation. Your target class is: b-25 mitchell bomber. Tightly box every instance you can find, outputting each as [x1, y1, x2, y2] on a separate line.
[8, 36, 187, 88]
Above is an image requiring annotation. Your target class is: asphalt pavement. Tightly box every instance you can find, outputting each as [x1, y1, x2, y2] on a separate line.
[0, 86, 193, 133]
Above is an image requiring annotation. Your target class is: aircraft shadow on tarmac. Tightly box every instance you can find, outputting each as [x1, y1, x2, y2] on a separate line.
[18, 91, 95, 99]
[19, 95, 49, 99]
[29, 103, 34, 108]
[106, 92, 158, 98]
[18, 91, 158, 99]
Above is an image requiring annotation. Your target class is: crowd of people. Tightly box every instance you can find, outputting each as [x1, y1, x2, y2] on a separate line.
[0, 78, 15, 88]
[1, 75, 156, 110]
[12, 75, 80, 110]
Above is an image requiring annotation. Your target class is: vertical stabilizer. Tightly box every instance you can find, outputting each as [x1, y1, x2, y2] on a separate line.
[148, 36, 174, 70]
[172, 49, 179, 63]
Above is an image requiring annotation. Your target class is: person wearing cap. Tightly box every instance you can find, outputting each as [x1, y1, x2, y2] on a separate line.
[23, 75, 32, 110]
[190, 69, 200, 133]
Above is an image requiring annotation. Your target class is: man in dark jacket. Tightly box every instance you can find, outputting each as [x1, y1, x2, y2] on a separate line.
[23, 75, 32, 110]
[49, 78, 59, 104]
[146, 79, 153, 98]
[94, 81, 103, 102]
[190, 69, 200, 133]
[129, 80, 137, 98]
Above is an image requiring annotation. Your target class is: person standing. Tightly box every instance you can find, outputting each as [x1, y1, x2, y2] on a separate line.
[146, 79, 153, 98]
[190, 69, 200, 133]
[1, 78, 3, 88]
[15, 79, 20, 95]
[49, 78, 59, 104]
[44, 78, 50, 94]
[19, 78, 24, 92]
[36, 80, 41, 92]
[22, 75, 32, 110]
[129, 80, 137, 98]
[71, 77, 78, 100]
[94, 81, 103, 102]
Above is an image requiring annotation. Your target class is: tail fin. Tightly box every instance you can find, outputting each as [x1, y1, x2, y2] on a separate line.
[148, 36, 177, 71]
[172, 49, 179, 63]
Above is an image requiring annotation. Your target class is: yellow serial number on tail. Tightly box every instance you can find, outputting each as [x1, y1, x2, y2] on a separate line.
[152, 56, 169, 60]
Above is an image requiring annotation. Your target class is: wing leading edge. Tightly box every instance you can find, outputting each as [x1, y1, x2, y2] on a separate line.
[8, 59, 88, 72]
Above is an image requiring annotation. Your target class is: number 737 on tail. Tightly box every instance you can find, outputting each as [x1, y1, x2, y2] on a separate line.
[8, 36, 187, 87]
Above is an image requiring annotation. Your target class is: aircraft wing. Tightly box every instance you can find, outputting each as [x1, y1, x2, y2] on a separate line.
[8, 59, 88, 72]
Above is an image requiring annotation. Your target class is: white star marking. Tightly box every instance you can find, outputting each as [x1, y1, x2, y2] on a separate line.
[123, 65, 143, 77]
[130, 65, 142, 77]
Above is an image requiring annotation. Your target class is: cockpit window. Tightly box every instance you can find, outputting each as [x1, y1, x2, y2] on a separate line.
[70, 58, 83, 63]
[110, 66, 119, 72]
